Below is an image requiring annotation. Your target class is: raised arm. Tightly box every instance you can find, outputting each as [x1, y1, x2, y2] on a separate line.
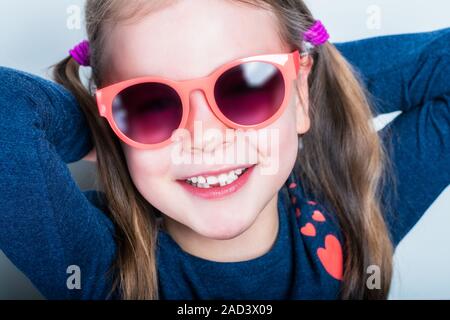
[0, 67, 116, 299]
[337, 28, 450, 245]
[335, 27, 450, 116]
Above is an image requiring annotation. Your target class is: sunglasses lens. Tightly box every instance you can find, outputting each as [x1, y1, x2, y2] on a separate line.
[112, 82, 183, 144]
[214, 62, 285, 126]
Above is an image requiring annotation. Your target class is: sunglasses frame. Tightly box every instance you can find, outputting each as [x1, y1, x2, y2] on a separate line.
[96, 50, 301, 149]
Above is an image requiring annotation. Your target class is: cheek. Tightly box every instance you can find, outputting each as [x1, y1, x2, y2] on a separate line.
[258, 97, 299, 175]
[121, 144, 174, 201]
[124, 147, 171, 177]
[278, 104, 299, 154]
[122, 144, 184, 216]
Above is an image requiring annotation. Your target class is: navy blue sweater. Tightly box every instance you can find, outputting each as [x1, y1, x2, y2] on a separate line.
[0, 28, 449, 299]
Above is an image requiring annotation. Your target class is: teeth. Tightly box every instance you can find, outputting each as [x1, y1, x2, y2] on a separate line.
[218, 174, 228, 187]
[227, 172, 238, 184]
[197, 176, 206, 184]
[185, 167, 249, 188]
[198, 183, 210, 189]
[206, 176, 218, 185]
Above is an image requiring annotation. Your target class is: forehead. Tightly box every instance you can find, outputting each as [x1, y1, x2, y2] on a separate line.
[104, 0, 288, 84]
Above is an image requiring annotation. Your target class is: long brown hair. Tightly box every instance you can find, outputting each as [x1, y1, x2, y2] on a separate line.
[53, 0, 394, 299]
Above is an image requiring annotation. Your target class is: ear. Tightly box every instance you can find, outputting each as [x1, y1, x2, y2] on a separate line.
[295, 55, 314, 135]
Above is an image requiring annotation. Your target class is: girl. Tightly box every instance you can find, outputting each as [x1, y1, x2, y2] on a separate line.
[0, 0, 449, 300]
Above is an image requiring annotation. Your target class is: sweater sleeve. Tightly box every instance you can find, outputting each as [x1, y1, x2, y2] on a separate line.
[0, 67, 116, 299]
[335, 27, 450, 116]
[337, 28, 450, 246]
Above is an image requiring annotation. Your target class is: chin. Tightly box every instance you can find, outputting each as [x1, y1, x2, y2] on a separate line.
[190, 207, 257, 240]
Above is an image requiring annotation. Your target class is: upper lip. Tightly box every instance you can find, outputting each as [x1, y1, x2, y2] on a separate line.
[176, 164, 256, 181]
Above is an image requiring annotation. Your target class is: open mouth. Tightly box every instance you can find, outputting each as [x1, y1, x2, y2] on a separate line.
[185, 167, 250, 188]
[177, 165, 256, 199]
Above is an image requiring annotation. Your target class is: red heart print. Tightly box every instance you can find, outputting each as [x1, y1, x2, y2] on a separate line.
[295, 207, 301, 217]
[312, 210, 326, 222]
[300, 223, 316, 237]
[289, 182, 297, 189]
[317, 235, 343, 280]
[291, 196, 297, 205]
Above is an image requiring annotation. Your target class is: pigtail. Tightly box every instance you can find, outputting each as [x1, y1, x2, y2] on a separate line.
[52, 55, 160, 299]
[296, 43, 394, 299]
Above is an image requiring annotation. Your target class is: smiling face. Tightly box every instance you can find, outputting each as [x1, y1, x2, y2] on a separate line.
[102, 0, 312, 240]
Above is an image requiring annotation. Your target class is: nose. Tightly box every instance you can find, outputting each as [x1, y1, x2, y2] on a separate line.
[185, 89, 229, 153]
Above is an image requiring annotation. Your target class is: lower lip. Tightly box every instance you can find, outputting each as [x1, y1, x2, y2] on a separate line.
[177, 166, 256, 200]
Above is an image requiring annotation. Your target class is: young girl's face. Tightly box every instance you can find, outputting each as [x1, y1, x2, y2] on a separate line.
[104, 0, 312, 239]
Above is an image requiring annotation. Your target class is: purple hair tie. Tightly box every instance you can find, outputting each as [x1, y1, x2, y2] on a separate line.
[303, 20, 329, 47]
[69, 40, 90, 67]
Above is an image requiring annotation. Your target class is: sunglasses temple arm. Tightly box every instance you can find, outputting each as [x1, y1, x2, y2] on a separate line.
[293, 51, 301, 76]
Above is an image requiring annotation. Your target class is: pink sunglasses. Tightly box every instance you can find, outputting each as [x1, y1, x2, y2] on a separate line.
[95, 50, 301, 149]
